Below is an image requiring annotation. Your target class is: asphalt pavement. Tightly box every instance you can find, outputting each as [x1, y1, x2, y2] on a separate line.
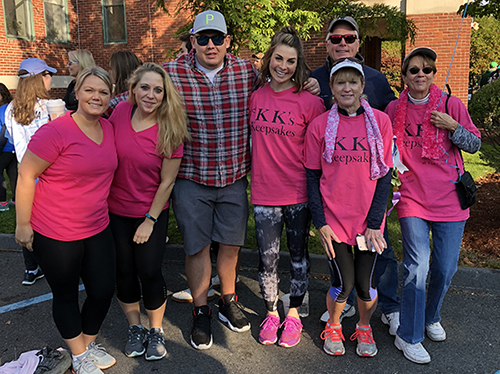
[0, 234, 499, 374]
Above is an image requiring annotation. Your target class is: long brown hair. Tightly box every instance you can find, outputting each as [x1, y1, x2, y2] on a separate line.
[13, 72, 50, 126]
[110, 50, 142, 96]
[128, 63, 189, 157]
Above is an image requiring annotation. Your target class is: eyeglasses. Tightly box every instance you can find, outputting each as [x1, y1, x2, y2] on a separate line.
[196, 34, 226, 46]
[42, 71, 53, 77]
[328, 34, 357, 45]
[408, 66, 434, 75]
[68, 61, 79, 66]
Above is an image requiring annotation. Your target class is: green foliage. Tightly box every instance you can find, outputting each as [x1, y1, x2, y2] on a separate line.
[469, 17, 500, 86]
[381, 40, 403, 93]
[468, 79, 500, 170]
[459, 0, 500, 19]
[156, 0, 416, 55]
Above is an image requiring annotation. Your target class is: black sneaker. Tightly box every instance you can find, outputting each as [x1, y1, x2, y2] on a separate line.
[218, 294, 250, 333]
[22, 268, 44, 285]
[145, 328, 167, 360]
[191, 306, 213, 350]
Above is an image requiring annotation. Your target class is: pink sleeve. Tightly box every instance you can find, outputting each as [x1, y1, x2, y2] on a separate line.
[304, 115, 324, 170]
[448, 96, 481, 138]
[384, 100, 397, 123]
[27, 123, 63, 163]
[170, 143, 184, 158]
[378, 111, 394, 168]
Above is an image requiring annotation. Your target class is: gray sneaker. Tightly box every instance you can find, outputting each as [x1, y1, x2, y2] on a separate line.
[320, 303, 356, 323]
[86, 342, 116, 369]
[351, 325, 377, 357]
[321, 324, 345, 356]
[124, 325, 147, 358]
[72, 354, 104, 374]
[145, 327, 167, 360]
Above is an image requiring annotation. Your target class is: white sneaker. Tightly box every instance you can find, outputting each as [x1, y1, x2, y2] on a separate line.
[211, 275, 241, 288]
[86, 342, 116, 369]
[381, 311, 400, 336]
[426, 322, 446, 341]
[320, 303, 356, 323]
[394, 335, 431, 364]
[73, 355, 104, 374]
[171, 286, 215, 303]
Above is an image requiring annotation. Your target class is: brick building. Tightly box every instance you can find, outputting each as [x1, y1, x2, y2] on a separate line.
[0, 0, 470, 104]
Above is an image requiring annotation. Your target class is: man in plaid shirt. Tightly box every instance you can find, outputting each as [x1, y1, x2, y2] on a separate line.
[164, 10, 319, 350]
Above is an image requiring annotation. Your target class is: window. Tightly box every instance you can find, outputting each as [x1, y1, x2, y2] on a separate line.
[3, 0, 34, 40]
[102, 0, 126, 44]
[44, 0, 70, 43]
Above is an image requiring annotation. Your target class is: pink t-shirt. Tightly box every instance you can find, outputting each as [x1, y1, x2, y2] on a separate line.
[28, 112, 118, 241]
[385, 96, 481, 221]
[249, 84, 325, 205]
[108, 101, 184, 217]
[305, 109, 393, 245]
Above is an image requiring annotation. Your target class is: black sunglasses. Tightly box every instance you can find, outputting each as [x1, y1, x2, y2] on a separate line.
[328, 34, 357, 45]
[42, 71, 54, 77]
[408, 66, 433, 75]
[196, 34, 226, 46]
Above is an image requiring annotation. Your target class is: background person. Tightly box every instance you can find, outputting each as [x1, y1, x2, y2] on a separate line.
[385, 47, 481, 364]
[251, 52, 264, 70]
[250, 26, 325, 348]
[311, 16, 400, 333]
[108, 63, 189, 361]
[15, 67, 118, 374]
[177, 34, 192, 59]
[479, 61, 497, 87]
[0, 83, 16, 211]
[306, 58, 393, 357]
[63, 50, 95, 111]
[5, 58, 56, 285]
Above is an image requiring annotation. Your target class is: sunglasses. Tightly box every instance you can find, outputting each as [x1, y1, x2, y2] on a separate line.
[196, 35, 226, 46]
[68, 61, 79, 66]
[328, 34, 357, 45]
[408, 66, 434, 75]
[42, 71, 53, 77]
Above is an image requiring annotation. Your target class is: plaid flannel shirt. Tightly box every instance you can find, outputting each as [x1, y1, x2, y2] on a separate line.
[103, 91, 129, 119]
[163, 52, 258, 187]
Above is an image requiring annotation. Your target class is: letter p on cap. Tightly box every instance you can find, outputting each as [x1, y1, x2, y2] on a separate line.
[206, 14, 214, 24]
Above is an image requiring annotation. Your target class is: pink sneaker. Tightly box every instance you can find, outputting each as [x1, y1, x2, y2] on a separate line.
[259, 314, 280, 345]
[278, 316, 303, 348]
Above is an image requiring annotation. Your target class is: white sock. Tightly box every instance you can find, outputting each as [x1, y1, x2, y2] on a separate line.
[72, 350, 87, 365]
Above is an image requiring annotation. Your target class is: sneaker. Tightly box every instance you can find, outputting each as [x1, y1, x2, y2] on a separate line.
[8, 200, 15, 207]
[22, 268, 44, 285]
[381, 311, 400, 336]
[320, 303, 356, 323]
[171, 286, 216, 303]
[124, 325, 147, 357]
[394, 335, 431, 364]
[211, 274, 241, 288]
[218, 294, 250, 332]
[72, 355, 104, 374]
[0, 202, 9, 211]
[321, 323, 345, 355]
[259, 314, 280, 345]
[426, 322, 446, 341]
[350, 325, 377, 357]
[278, 316, 303, 348]
[191, 305, 213, 350]
[87, 342, 116, 369]
[145, 328, 167, 360]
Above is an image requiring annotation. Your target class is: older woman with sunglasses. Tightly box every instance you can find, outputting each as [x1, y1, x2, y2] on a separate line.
[384, 47, 481, 364]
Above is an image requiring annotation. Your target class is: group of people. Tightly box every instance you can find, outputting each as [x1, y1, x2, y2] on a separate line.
[2, 8, 480, 374]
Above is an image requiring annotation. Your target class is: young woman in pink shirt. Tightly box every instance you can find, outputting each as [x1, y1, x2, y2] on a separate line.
[249, 26, 325, 348]
[15, 67, 118, 374]
[108, 63, 189, 360]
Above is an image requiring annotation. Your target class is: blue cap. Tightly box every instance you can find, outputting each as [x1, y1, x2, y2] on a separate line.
[18, 58, 57, 79]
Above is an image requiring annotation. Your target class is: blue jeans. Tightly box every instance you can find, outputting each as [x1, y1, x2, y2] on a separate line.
[346, 223, 400, 314]
[397, 217, 466, 344]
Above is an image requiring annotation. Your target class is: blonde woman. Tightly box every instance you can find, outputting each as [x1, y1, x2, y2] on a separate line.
[108, 63, 189, 360]
[64, 50, 95, 110]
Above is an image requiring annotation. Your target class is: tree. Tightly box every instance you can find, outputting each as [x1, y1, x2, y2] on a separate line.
[458, 0, 500, 19]
[469, 16, 500, 87]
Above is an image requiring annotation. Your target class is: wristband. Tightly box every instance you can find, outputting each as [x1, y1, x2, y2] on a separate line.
[145, 213, 157, 223]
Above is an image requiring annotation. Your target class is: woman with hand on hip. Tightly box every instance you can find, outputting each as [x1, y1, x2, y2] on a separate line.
[385, 47, 481, 364]
[15, 66, 118, 374]
[305, 58, 393, 358]
[108, 63, 189, 361]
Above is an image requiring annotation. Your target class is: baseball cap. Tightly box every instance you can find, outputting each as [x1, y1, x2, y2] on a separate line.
[18, 58, 57, 79]
[252, 52, 264, 59]
[403, 47, 437, 66]
[328, 16, 359, 35]
[491, 61, 498, 68]
[330, 57, 364, 79]
[192, 10, 227, 34]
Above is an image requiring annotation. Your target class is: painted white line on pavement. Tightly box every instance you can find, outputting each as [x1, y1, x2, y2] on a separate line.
[0, 284, 85, 314]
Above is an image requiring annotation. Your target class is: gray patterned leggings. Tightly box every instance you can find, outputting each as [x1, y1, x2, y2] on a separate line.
[255, 203, 311, 312]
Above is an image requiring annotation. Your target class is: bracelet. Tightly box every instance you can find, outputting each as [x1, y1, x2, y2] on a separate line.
[145, 213, 157, 223]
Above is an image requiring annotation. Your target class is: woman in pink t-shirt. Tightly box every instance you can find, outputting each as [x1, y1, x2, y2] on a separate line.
[305, 58, 393, 357]
[108, 63, 189, 360]
[250, 26, 325, 348]
[385, 47, 481, 364]
[15, 67, 118, 374]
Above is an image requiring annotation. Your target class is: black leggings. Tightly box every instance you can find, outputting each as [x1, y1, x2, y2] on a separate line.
[32, 227, 116, 339]
[110, 209, 169, 310]
[328, 242, 378, 302]
[0, 151, 17, 202]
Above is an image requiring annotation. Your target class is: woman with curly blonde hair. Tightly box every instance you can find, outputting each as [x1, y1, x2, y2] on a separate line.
[108, 62, 189, 360]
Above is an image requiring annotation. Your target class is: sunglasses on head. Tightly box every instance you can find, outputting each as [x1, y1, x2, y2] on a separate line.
[408, 66, 433, 75]
[328, 34, 357, 44]
[196, 34, 226, 46]
[42, 71, 53, 77]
